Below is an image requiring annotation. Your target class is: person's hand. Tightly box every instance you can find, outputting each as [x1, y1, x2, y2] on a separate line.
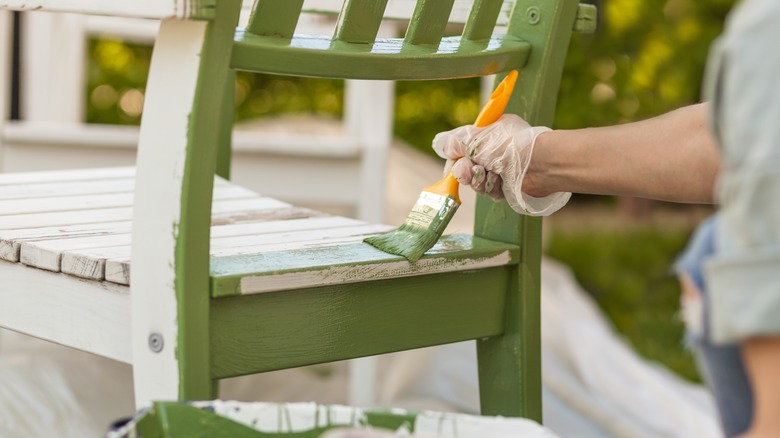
[432, 114, 570, 216]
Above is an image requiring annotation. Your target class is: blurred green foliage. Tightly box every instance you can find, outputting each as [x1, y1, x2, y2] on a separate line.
[86, 0, 736, 154]
[556, 0, 735, 128]
[86, 39, 151, 124]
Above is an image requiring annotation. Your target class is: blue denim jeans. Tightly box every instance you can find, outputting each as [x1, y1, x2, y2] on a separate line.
[675, 217, 753, 437]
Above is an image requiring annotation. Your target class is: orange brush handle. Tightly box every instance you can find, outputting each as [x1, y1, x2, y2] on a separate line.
[474, 69, 518, 127]
[427, 70, 519, 202]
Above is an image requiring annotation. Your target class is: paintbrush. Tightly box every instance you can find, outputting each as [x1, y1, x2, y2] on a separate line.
[364, 70, 518, 262]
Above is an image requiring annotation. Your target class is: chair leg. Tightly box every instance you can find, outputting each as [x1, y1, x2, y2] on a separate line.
[131, 0, 241, 407]
[475, 214, 543, 422]
[476, 263, 543, 422]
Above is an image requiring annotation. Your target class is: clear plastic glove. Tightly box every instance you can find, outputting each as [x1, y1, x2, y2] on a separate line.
[432, 114, 571, 216]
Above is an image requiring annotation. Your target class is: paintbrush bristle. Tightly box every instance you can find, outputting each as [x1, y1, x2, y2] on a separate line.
[364, 191, 459, 262]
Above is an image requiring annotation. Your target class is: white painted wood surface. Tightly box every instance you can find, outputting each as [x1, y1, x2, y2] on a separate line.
[0, 165, 516, 291]
[0, 165, 135, 185]
[0, 261, 131, 363]
[130, 17, 208, 406]
[0, 0, 205, 19]
[239, 250, 513, 295]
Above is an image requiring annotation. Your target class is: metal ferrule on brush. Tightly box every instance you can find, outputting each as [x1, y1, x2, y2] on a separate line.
[405, 192, 459, 234]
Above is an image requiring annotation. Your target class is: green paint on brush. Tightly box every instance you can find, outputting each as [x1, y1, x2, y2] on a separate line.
[365, 180, 460, 262]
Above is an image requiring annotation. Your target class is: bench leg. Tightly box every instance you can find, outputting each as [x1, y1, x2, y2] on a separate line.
[131, 0, 241, 408]
[476, 217, 543, 422]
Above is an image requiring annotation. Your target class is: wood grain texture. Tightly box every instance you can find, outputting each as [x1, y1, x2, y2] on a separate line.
[462, 0, 504, 41]
[211, 234, 518, 297]
[209, 267, 509, 378]
[247, 0, 304, 38]
[129, 15, 213, 404]
[0, 166, 135, 185]
[0, 260, 130, 363]
[0, 178, 135, 200]
[334, 0, 389, 44]
[0, 221, 131, 262]
[404, 0, 456, 46]
[105, 223, 388, 285]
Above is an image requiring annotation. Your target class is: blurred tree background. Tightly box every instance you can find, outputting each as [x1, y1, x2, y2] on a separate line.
[87, 0, 735, 153]
[86, 0, 736, 381]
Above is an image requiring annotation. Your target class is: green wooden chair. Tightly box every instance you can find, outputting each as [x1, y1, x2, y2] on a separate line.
[0, 0, 595, 423]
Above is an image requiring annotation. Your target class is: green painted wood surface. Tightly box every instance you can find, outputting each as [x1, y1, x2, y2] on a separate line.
[231, 32, 530, 80]
[404, 0, 456, 46]
[209, 267, 510, 379]
[334, 0, 389, 44]
[462, 0, 503, 41]
[216, 69, 234, 180]
[574, 3, 598, 33]
[131, 402, 420, 437]
[210, 234, 518, 297]
[136, 402, 262, 438]
[174, 0, 242, 400]
[246, 0, 304, 38]
[472, 0, 582, 423]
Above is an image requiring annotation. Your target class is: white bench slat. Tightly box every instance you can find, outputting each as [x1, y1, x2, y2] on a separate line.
[209, 223, 387, 254]
[21, 233, 131, 272]
[238, 239, 514, 295]
[19, 216, 360, 273]
[0, 184, 256, 216]
[0, 207, 133, 231]
[0, 166, 229, 187]
[0, 178, 135, 200]
[63, 246, 133, 282]
[0, 167, 135, 186]
[0, 261, 130, 364]
[0, 221, 132, 262]
[0, 175, 228, 200]
[1, 193, 134, 215]
[210, 216, 361, 238]
[0, 206, 325, 262]
[0, 196, 290, 230]
[74, 223, 391, 283]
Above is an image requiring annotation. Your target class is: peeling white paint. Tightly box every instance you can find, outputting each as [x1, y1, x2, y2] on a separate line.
[239, 250, 513, 294]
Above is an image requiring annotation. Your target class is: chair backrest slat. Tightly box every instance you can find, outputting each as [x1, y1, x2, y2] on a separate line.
[299, 0, 515, 27]
[334, 0, 389, 44]
[462, 0, 503, 41]
[247, 0, 304, 38]
[404, 0, 456, 45]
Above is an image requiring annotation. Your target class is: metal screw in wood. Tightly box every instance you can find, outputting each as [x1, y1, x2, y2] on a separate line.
[526, 6, 541, 25]
[148, 333, 164, 353]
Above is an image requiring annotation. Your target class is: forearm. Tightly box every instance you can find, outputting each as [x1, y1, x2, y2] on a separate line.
[525, 103, 721, 203]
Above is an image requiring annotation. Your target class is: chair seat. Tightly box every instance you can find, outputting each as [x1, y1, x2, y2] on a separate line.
[0, 167, 519, 298]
